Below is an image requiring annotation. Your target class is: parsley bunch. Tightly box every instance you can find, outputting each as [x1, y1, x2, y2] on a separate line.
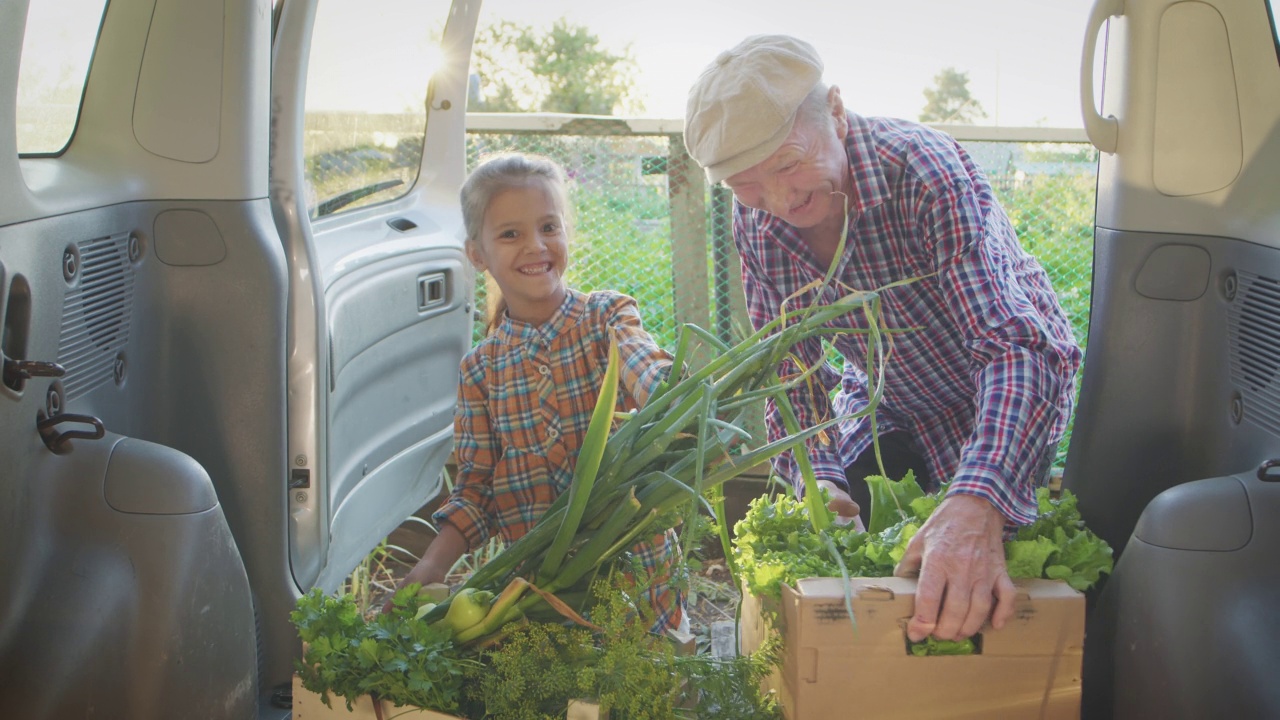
[291, 585, 477, 713]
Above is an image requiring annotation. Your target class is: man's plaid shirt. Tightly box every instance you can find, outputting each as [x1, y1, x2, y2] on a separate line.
[433, 289, 684, 630]
[734, 112, 1082, 525]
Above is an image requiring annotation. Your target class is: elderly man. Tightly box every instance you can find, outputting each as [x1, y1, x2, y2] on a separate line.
[684, 35, 1082, 642]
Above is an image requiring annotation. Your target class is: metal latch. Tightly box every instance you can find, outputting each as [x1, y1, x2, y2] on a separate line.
[4, 358, 65, 388]
[37, 410, 105, 454]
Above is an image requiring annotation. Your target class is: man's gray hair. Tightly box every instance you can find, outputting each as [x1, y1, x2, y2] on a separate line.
[796, 82, 833, 131]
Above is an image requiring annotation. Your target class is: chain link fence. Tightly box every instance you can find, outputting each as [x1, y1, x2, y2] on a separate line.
[465, 122, 1096, 352]
[465, 120, 1097, 463]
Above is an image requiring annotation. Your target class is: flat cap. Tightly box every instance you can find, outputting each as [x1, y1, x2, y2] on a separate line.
[684, 35, 824, 183]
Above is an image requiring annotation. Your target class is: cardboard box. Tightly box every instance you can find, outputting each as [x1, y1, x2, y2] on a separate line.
[740, 577, 1084, 720]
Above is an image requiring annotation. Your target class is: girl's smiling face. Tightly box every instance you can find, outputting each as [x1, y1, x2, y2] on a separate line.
[469, 178, 569, 326]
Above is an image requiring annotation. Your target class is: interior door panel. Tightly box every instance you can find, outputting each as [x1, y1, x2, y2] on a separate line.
[3, 0, 479, 715]
[1066, 228, 1280, 554]
[312, 245, 473, 591]
[327, 253, 469, 499]
[0, 197, 292, 717]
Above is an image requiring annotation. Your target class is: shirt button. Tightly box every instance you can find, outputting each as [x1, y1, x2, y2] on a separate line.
[547, 428, 559, 439]
[538, 365, 551, 376]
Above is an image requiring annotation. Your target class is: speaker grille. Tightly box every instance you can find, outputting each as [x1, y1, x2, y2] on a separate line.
[1229, 272, 1280, 435]
[58, 234, 135, 401]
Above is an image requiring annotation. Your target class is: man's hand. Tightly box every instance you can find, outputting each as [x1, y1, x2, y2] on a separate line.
[816, 480, 865, 531]
[893, 493, 1015, 642]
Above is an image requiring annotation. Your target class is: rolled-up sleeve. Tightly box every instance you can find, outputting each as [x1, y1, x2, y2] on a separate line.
[601, 293, 672, 407]
[924, 181, 1082, 524]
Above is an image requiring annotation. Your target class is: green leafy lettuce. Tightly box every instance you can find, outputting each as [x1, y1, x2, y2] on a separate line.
[734, 480, 1113, 601]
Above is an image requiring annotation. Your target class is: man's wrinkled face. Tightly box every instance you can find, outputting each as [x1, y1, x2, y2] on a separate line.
[722, 93, 851, 230]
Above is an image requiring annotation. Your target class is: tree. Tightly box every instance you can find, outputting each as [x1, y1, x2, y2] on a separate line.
[470, 19, 640, 115]
[919, 67, 987, 124]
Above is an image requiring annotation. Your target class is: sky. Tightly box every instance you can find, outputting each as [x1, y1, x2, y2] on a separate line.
[17, 0, 1100, 132]
[477, 0, 1098, 127]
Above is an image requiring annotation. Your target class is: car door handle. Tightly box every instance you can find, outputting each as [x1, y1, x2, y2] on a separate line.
[418, 272, 448, 312]
[1081, 0, 1123, 154]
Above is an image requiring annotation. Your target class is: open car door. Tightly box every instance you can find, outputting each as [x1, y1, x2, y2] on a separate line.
[271, 0, 479, 598]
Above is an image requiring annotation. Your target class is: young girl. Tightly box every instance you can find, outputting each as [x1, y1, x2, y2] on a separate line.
[399, 153, 686, 633]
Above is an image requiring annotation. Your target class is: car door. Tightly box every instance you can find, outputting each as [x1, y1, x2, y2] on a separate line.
[1069, 0, 1280, 716]
[271, 0, 481, 594]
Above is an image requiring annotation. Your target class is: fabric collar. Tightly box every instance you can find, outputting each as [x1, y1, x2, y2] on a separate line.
[492, 288, 585, 347]
[842, 111, 891, 217]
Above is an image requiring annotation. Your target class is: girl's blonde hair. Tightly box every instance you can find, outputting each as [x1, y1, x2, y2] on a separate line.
[460, 153, 572, 333]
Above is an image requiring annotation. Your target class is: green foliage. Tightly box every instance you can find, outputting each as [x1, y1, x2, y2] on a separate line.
[470, 19, 640, 114]
[472, 576, 681, 720]
[866, 470, 926, 534]
[581, 578, 681, 719]
[909, 636, 976, 656]
[569, 186, 676, 346]
[733, 478, 1114, 604]
[291, 585, 477, 713]
[469, 621, 597, 719]
[996, 171, 1096, 351]
[920, 67, 987, 124]
[1010, 488, 1115, 591]
[674, 635, 784, 719]
[732, 485, 925, 603]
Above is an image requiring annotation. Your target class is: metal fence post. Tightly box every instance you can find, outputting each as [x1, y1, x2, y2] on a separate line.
[666, 134, 711, 367]
[710, 183, 767, 449]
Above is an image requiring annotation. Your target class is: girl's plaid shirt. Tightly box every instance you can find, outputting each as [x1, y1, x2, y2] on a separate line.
[434, 289, 683, 630]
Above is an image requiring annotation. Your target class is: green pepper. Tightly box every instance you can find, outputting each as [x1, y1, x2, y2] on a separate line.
[439, 589, 494, 634]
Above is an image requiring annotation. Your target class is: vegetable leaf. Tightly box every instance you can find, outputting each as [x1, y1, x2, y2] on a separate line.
[1005, 536, 1059, 579]
[865, 470, 925, 534]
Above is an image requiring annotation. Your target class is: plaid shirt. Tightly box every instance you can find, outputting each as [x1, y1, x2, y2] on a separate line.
[433, 289, 684, 630]
[735, 112, 1082, 525]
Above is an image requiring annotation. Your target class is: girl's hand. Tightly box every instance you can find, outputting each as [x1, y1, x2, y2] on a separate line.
[382, 523, 467, 613]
